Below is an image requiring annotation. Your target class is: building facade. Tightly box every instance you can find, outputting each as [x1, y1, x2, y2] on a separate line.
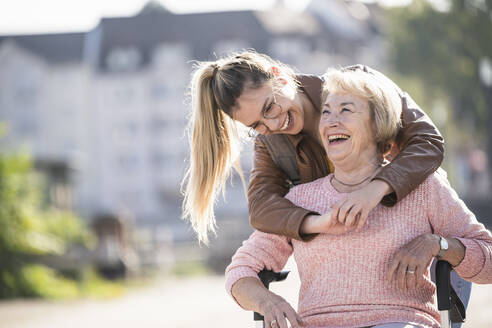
[0, 1, 383, 267]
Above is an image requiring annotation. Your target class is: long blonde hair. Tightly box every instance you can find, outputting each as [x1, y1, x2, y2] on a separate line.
[182, 51, 297, 244]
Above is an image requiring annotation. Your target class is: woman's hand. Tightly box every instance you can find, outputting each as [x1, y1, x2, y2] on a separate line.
[301, 213, 355, 235]
[231, 277, 303, 328]
[387, 233, 440, 290]
[257, 291, 304, 328]
[332, 179, 391, 232]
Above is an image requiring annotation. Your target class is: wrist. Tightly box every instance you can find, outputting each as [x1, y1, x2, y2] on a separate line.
[371, 179, 392, 196]
[430, 234, 442, 257]
[255, 289, 274, 314]
[301, 214, 319, 234]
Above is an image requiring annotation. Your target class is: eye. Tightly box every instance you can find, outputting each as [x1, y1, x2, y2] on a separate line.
[322, 109, 331, 115]
[341, 107, 351, 113]
[264, 101, 274, 115]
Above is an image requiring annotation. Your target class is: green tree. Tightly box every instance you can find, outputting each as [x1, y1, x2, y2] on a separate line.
[386, 0, 492, 176]
[0, 151, 94, 298]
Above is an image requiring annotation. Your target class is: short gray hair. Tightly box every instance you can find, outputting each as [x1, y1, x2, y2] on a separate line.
[322, 68, 402, 154]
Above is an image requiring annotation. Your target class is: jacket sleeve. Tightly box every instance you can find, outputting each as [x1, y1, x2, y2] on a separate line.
[247, 137, 318, 241]
[426, 171, 492, 284]
[369, 69, 445, 206]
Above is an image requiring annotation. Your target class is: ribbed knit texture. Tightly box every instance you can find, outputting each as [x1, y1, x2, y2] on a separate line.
[225, 171, 492, 328]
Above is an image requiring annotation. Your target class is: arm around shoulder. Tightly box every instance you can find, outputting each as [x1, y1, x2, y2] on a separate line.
[375, 92, 444, 206]
[248, 137, 317, 240]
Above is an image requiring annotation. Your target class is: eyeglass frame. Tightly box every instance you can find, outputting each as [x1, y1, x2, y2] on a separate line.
[248, 94, 284, 138]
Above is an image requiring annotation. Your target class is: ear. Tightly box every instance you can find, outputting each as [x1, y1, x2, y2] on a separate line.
[270, 66, 288, 86]
[270, 66, 281, 77]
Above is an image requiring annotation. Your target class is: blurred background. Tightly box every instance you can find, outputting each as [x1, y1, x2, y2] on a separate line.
[0, 0, 491, 327]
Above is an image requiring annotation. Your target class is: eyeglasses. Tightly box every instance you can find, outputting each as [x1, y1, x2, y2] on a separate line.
[248, 95, 283, 138]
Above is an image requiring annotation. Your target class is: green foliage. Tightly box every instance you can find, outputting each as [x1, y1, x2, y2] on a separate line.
[171, 260, 211, 277]
[0, 151, 95, 299]
[386, 0, 492, 131]
[80, 269, 125, 299]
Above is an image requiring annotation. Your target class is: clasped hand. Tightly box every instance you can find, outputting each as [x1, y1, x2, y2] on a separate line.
[302, 179, 390, 235]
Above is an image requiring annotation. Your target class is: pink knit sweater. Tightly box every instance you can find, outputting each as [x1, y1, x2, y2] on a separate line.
[225, 172, 492, 328]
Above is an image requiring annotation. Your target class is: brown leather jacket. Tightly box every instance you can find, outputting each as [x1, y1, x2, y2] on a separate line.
[247, 68, 444, 241]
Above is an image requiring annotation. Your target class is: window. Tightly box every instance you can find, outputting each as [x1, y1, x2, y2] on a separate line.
[117, 154, 139, 170]
[106, 47, 142, 72]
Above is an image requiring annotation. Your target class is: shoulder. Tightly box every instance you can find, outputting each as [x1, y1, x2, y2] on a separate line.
[296, 74, 323, 85]
[297, 74, 323, 110]
[415, 168, 451, 195]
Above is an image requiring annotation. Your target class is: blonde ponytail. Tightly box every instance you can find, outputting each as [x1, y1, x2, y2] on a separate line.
[182, 63, 241, 244]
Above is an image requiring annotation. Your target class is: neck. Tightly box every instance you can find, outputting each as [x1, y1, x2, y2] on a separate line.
[331, 152, 383, 193]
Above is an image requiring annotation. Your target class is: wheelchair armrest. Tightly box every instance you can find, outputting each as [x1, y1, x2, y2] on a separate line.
[436, 260, 466, 324]
[254, 269, 290, 322]
[258, 269, 290, 288]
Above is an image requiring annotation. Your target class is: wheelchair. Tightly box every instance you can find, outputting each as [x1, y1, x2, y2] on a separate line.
[253, 261, 466, 328]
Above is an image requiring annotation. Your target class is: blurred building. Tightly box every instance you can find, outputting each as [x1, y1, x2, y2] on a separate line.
[0, 0, 384, 269]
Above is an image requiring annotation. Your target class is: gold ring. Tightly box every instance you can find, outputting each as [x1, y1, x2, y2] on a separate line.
[406, 269, 416, 274]
[270, 319, 277, 327]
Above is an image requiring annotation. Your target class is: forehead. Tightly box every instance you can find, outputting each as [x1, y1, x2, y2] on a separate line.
[237, 82, 272, 105]
[232, 82, 272, 123]
[325, 92, 368, 108]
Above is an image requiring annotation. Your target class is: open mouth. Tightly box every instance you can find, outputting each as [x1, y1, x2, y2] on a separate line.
[328, 134, 350, 144]
[280, 112, 291, 131]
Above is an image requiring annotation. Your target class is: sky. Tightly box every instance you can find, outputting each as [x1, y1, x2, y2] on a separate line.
[0, 0, 413, 36]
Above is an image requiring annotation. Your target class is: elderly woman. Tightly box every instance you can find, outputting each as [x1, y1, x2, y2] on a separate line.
[225, 69, 492, 328]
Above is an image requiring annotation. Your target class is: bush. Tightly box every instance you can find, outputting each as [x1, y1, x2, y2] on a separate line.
[0, 151, 96, 299]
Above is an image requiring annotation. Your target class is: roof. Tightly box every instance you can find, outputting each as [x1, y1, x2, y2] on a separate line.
[0, 32, 85, 63]
[95, 10, 271, 70]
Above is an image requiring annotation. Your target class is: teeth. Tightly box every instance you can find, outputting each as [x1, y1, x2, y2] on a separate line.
[281, 112, 290, 130]
[328, 134, 350, 141]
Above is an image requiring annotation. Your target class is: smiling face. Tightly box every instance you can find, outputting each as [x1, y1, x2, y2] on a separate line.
[319, 92, 378, 167]
[232, 81, 305, 136]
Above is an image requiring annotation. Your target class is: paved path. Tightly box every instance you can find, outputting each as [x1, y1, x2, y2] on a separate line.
[0, 267, 491, 328]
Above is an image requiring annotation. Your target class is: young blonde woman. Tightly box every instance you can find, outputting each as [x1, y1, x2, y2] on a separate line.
[182, 50, 444, 244]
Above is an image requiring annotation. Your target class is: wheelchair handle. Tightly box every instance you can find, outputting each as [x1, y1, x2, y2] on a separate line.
[253, 269, 290, 322]
[436, 260, 452, 311]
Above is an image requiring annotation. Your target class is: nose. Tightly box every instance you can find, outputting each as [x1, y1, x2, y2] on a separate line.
[325, 113, 340, 126]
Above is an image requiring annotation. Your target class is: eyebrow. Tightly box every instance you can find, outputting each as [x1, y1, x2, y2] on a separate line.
[246, 96, 270, 128]
[323, 101, 355, 108]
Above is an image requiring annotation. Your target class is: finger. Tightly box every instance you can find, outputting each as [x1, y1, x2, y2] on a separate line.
[274, 311, 288, 328]
[345, 205, 361, 227]
[387, 256, 400, 282]
[397, 262, 408, 290]
[415, 264, 426, 288]
[356, 208, 369, 232]
[283, 308, 301, 328]
[406, 266, 417, 290]
[264, 314, 275, 328]
[330, 201, 342, 223]
[337, 202, 354, 225]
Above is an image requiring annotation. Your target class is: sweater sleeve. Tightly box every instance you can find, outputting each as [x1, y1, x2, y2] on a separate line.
[248, 137, 318, 241]
[225, 231, 293, 306]
[426, 171, 492, 284]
